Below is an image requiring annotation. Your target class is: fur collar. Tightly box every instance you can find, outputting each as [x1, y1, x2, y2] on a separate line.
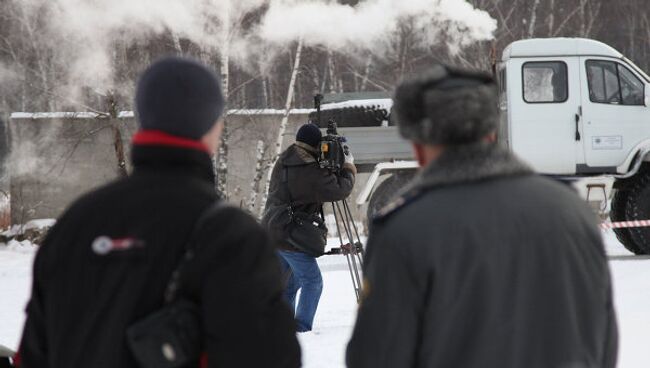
[295, 141, 319, 155]
[404, 143, 533, 194]
[374, 143, 534, 221]
[283, 143, 318, 166]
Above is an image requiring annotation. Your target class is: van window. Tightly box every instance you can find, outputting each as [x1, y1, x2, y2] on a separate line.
[522, 62, 568, 103]
[586, 60, 644, 106]
[619, 65, 644, 105]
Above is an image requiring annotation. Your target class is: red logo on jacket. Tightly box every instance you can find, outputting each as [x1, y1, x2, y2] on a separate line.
[91, 236, 144, 255]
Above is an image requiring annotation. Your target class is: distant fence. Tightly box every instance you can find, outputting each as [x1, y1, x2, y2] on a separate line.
[8, 110, 312, 223]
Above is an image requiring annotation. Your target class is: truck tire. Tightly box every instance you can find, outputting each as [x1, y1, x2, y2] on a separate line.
[624, 164, 650, 254]
[366, 171, 416, 222]
[610, 189, 644, 254]
[309, 106, 390, 128]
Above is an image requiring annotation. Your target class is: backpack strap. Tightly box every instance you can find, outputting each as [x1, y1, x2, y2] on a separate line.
[283, 166, 296, 219]
[164, 200, 230, 303]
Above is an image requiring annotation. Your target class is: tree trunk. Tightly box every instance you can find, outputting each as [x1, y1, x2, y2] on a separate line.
[547, 0, 555, 35]
[247, 140, 266, 213]
[327, 49, 336, 93]
[216, 10, 231, 198]
[262, 77, 269, 107]
[527, 0, 541, 38]
[107, 93, 128, 178]
[360, 55, 373, 91]
[172, 33, 183, 55]
[259, 39, 304, 216]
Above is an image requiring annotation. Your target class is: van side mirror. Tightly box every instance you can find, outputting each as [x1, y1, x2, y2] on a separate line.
[645, 85, 650, 107]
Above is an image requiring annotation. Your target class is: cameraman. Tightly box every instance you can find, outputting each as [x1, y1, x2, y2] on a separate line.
[263, 123, 356, 332]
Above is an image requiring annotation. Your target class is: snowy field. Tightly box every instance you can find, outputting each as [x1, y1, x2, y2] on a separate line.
[1, 232, 650, 367]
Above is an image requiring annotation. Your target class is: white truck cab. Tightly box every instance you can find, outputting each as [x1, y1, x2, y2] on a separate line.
[498, 38, 650, 176]
[497, 38, 650, 255]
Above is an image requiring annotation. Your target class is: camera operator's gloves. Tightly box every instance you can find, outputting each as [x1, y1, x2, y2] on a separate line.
[344, 145, 354, 165]
[343, 145, 357, 175]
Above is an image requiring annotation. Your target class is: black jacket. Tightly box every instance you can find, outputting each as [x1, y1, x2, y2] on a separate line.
[262, 143, 356, 250]
[347, 143, 617, 368]
[19, 140, 300, 368]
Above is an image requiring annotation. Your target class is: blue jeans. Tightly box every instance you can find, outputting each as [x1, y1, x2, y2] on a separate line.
[278, 250, 323, 332]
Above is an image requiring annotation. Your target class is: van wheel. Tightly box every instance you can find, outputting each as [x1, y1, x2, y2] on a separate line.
[366, 171, 416, 223]
[624, 164, 650, 254]
[610, 189, 643, 254]
[309, 106, 390, 128]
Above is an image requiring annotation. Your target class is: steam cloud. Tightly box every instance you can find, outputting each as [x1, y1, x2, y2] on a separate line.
[43, 0, 266, 91]
[259, 0, 496, 52]
[11, 0, 496, 99]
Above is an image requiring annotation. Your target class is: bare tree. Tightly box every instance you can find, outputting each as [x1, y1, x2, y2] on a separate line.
[246, 140, 267, 213]
[260, 39, 304, 216]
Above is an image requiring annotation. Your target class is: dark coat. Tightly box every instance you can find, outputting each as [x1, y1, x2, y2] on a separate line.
[19, 140, 301, 368]
[347, 143, 617, 368]
[262, 143, 356, 250]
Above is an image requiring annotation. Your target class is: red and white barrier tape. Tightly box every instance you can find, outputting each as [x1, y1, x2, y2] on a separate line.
[600, 220, 650, 230]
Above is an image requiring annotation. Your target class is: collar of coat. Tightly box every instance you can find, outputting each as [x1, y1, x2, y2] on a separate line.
[375, 143, 533, 220]
[131, 143, 216, 184]
[406, 142, 533, 193]
[283, 143, 319, 166]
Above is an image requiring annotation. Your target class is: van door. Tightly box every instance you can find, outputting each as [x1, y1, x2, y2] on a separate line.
[580, 58, 649, 173]
[509, 58, 581, 174]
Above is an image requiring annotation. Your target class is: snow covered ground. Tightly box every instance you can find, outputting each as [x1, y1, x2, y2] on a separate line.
[0, 240, 36, 354]
[1, 232, 649, 367]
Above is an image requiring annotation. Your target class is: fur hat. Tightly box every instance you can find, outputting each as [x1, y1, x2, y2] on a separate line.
[135, 57, 225, 140]
[392, 64, 498, 145]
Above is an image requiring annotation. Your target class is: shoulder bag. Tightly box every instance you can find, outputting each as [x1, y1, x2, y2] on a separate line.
[283, 166, 328, 257]
[126, 201, 229, 368]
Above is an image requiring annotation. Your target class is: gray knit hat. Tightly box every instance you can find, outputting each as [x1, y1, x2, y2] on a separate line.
[392, 64, 498, 145]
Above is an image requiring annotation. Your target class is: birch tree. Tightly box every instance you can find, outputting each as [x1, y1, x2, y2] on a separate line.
[259, 39, 304, 216]
[218, 3, 232, 192]
[246, 140, 267, 213]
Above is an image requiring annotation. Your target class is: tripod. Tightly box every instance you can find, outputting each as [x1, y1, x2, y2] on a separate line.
[324, 199, 364, 302]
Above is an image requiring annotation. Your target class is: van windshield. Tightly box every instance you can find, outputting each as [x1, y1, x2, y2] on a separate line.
[623, 57, 650, 83]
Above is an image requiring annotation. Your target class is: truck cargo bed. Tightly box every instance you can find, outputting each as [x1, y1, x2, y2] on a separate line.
[336, 126, 413, 166]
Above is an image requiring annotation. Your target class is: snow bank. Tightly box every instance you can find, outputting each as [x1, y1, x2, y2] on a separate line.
[0, 241, 37, 350]
[2, 219, 56, 238]
[11, 109, 314, 120]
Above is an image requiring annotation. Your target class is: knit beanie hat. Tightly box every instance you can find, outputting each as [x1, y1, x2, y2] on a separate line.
[296, 123, 322, 148]
[135, 57, 225, 140]
[392, 64, 498, 145]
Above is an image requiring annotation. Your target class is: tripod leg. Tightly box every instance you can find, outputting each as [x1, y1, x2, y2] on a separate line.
[332, 202, 361, 301]
[334, 202, 364, 302]
[341, 200, 364, 267]
[345, 252, 360, 301]
[343, 200, 363, 246]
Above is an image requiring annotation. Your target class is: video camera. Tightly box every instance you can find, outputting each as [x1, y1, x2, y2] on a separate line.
[319, 121, 347, 172]
[313, 94, 348, 173]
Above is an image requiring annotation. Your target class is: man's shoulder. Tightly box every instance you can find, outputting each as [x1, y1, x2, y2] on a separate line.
[201, 203, 266, 238]
[519, 174, 590, 209]
[373, 173, 578, 222]
[61, 177, 132, 217]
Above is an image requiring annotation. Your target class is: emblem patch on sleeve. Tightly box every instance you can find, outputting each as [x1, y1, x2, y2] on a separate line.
[92, 236, 145, 255]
